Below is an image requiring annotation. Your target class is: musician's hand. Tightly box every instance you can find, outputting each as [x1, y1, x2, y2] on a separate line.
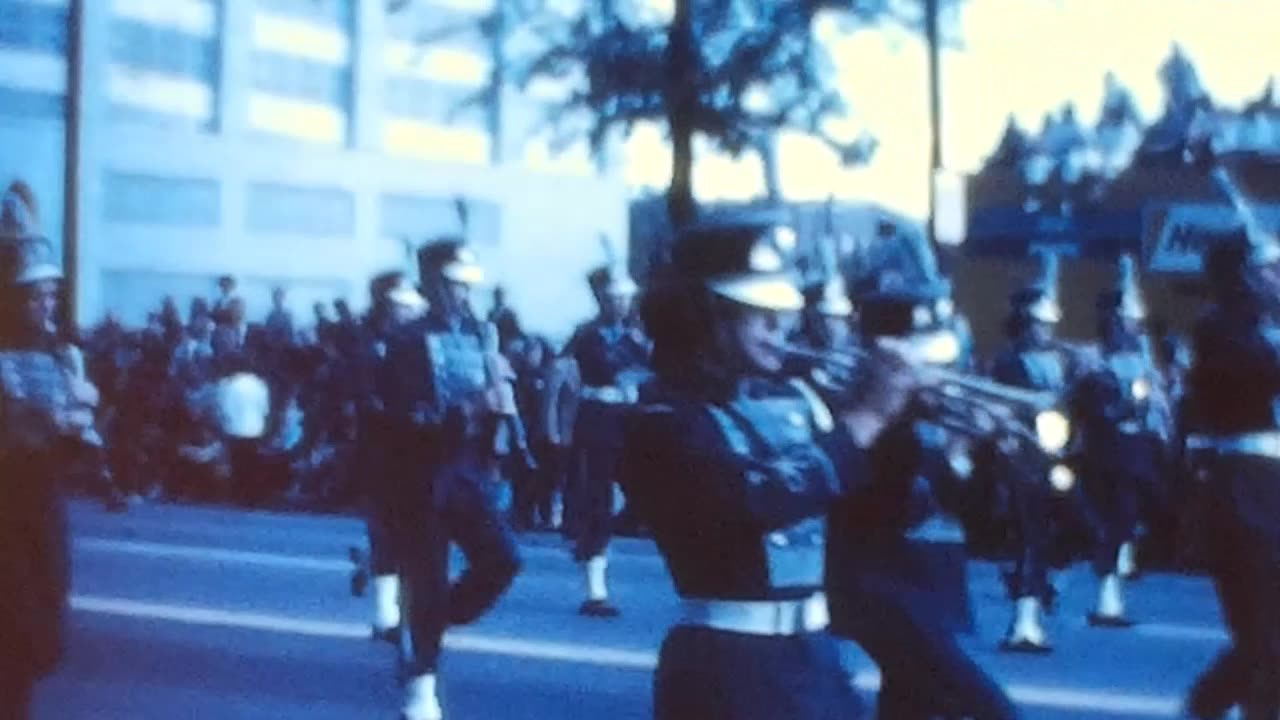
[68, 377, 100, 408]
[861, 339, 921, 418]
[54, 406, 95, 436]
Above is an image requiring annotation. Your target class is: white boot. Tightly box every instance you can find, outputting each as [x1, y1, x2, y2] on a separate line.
[1002, 597, 1050, 652]
[402, 673, 443, 720]
[1117, 541, 1137, 578]
[579, 556, 619, 617]
[373, 574, 402, 632]
[585, 556, 608, 602]
[1088, 573, 1134, 627]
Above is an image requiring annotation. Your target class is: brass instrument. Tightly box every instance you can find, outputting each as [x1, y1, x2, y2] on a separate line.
[775, 341, 1075, 464]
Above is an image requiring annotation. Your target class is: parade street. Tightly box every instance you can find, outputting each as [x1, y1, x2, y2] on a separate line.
[38, 501, 1228, 720]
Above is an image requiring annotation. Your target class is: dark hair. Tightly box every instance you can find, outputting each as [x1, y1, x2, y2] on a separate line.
[639, 273, 717, 383]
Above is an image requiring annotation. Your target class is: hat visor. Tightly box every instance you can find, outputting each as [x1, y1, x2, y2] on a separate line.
[912, 330, 962, 365]
[387, 286, 427, 309]
[1118, 301, 1146, 320]
[709, 274, 805, 312]
[15, 263, 63, 285]
[817, 295, 854, 317]
[441, 262, 485, 285]
[603, 277, 639, 297]
[1027, 297, 1061, 324]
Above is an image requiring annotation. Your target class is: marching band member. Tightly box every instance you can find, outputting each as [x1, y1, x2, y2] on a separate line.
[561, 243, 651, 617]
[1072, 255, 1172, 627]
[824, 269, 1018, 719]
[1182, 226, 1280, 720]
[0, 183, 98, 719]
[987, 251, 1080, 653]
[621, 215, 915, 719]
[350, 271, 427, 642]
[378, 241, 521, 720]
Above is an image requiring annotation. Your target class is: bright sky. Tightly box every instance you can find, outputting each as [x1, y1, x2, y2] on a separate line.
[621, 0, 1280, 220]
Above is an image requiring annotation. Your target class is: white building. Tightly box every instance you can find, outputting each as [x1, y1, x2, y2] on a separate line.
[0, 0, 627, 339]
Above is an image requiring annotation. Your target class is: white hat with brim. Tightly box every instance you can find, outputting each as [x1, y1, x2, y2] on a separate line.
[708, 273, 805, 312]
[387, 281, 427, 310]
[16, 261, 63, 285]
[603, 275, 639, 297]
[1026, 295, 1062, 324]
[442, 261, 485, 286]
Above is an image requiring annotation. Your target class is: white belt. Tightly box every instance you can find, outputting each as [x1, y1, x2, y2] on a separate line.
[580, 386, 636, 404]
[1186, 431, 1280, 459]
[679, 593, 829, 636]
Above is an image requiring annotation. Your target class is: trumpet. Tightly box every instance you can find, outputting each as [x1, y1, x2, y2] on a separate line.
[774, 341, 1073, 457]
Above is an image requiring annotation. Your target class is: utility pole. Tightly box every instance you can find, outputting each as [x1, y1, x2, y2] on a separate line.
[924, 0, 942, 253]
[63, 0, 84, 317]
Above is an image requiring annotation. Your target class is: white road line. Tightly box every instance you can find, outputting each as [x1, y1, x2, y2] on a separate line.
[73, 537, 586, 570]
[75, 538, 353, 572]
[70, 595, 1186, 716]
[1134, 622, 1230, 643]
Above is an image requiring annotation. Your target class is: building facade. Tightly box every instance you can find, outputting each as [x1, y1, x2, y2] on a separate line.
[0, 0, 626, 339]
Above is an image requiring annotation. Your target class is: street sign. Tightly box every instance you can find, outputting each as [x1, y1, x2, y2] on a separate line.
[1145, 201, 1280, 274]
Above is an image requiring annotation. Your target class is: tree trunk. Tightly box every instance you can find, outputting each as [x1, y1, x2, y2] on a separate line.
[664, 0, 697, 230]
[487, 2, 509, 165]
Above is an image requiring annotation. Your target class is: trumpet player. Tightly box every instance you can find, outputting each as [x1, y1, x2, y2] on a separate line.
[1071, 255, 1172, 627]
[821, 273, 1020, 720]
[620, 216, 915, 719]
[987, 251, 1079, 654]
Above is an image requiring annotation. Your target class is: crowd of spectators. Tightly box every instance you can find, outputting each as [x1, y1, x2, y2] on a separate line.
[74, 276, 567, 530]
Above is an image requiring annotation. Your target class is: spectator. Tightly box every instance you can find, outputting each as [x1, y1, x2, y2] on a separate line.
[510, 335, 566, 530]
[159, 295, 184, 348]
[488, 286, 523, 353]
[211, 337, 272, 507]
[211, 275, 241, 326]
[189, 297, 211, 330]
[265, 286, 294, 345]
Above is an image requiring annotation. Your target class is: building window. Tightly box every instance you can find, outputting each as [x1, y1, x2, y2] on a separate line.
[384, 43, 490, 88]
[103, 172, 221, 227]
[0, 0, 68, 119]
[383, 118, 491, 165]
[0, 1, 69, 56]
[248, 0, 353, 145]
[107, 0, 220, 131]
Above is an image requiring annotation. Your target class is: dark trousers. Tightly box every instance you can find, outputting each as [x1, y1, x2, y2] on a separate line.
[0, 675, 32, 720]
[512, 441, 565, 530]
[1082, 434, 1166, 577]
[366, 503, 396, 577]
[395, 452, 521, 677]
[654, 626, 864, 720]
[1187, 454, 1280, 720]
[227, 437, 266, 506]
[997, 456, 1055, 603]
[564, 441, 620, 561]
[834, 583, 1018, 720]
